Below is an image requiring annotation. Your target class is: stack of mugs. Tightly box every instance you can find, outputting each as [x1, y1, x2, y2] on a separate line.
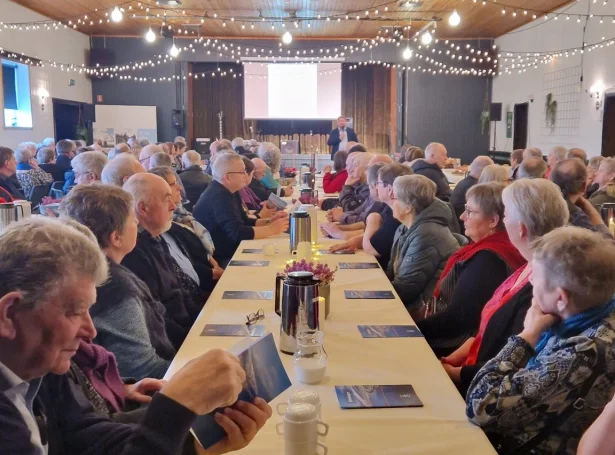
[276, 390, 328, 455]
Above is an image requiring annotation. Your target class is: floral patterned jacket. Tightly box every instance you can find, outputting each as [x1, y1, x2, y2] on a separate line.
[16, 168, 53, 198]
[466, 310, 615, 454]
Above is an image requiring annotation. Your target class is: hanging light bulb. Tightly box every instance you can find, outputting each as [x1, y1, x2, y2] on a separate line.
[282, 30, 293, 44]
[448, 10, 461, 27]
[111, 6, 123, 22]
[420, 31, 433, 46]
[145, 27, 156, 42]
[403, 47, 413, 60]
[169, 41, 179, 57]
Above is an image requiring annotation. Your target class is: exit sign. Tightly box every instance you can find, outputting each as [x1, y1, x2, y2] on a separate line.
[68, 79, 76, 86]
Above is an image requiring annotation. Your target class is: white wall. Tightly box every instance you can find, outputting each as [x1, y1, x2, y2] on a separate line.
[0, 0, 91, 148]
[491, 0, 614, 158]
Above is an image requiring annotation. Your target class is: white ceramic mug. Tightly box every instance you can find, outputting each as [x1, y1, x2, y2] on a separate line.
[276, 390, 322, 418]
[292, 241, 312, 260]
[13, 200, 31, 219]
[275, 403, 329, 444]
[263, 242, 277, 256]
[283, 440, 328, 455]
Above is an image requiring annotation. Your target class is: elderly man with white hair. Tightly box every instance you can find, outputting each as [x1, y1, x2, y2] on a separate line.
[232, 137, 248, 155]
[0, 216, 271, 454]
[179, 150, 212, 212]
[545, 145, 568, 179]
[250, 157, 293, 198]
[14, 145, 53, 197]
[523, 147, 543, 161]
[204, 140, 232, 175]
[193, 153, 289, 267]
[518, 157, 548, 179]
[411, 142, 452, 201]
[327, 151, 374, 222]
[137, 143, 163, 169]
[101, 153, 145, 187]
[589, 157, 615, 205]
[70, 151, 108, 186]
[450, 155, 494, 220]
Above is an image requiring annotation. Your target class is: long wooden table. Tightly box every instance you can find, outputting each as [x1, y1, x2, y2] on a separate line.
[165, 211, 496, 454]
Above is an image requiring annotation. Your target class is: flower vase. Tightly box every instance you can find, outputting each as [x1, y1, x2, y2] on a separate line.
[319, 283, 331, 319]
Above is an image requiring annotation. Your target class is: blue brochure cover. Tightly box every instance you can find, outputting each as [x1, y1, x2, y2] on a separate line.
[357, 325, 423, 338]
[335, 385, 423, 409]
[222, 291, 274, 300]
[192, 333, 292, 448]
[242, 248, 263, 254]
[227, 260, 270, 267]
[339, 262, 380, 269]
[201, 324, 266, 337]
[344, 290, 395, 299]
[268, 193, 288, 209]
[316, 249, 356, 255]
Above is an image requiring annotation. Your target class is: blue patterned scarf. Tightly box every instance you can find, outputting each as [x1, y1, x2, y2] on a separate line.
[15, 163, 33, 171]
[528, 296, 615, 367]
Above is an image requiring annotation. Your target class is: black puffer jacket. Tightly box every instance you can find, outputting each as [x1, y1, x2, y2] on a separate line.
[386, 198, 460, 312]
[411, 160, 452, 201]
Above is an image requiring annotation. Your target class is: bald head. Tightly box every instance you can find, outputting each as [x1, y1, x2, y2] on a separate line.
[251, 158, 267, 180]
[425, 143, 448, 168]
[518, 157, 547, 180]
[469, 155, 495, 179]
[369, 154, 394, 166]
[547, 146, 568, 168]
[347, 151, 375, 183]
[523, 147, 543, 160]
[549, 158, 587, 198]
[101, 154, 146, 186]
[567, 148, 587, 164]
[139, 144, 164, 169]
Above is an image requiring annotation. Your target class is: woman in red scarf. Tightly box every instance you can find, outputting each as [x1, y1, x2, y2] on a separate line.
[417, 183, 525, 357]
[322, 150, 349, 194]
[440, 179, 570, 395]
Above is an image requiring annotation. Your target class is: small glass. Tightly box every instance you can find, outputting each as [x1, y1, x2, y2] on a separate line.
[294, 330, 328, 384]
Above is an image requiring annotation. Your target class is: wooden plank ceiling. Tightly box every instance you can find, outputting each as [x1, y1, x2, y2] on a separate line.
[11, 0, 573, 39]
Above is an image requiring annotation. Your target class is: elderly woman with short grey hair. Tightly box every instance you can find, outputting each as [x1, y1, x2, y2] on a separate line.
[59, 183, 175, 380]
[14, 145, 53, 197]
[387, 174, 460, 317]
[71, 151, 108, 185]
[258, 143, 283, 179]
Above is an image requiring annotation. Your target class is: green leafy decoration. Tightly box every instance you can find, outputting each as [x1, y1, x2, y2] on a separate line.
[545, 93, 557, 133]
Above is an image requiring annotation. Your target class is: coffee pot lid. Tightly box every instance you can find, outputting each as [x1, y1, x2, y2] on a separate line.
[291, 210, 309, 218]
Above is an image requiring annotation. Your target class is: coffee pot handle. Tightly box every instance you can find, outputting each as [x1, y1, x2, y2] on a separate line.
[15, 205, 24, 219]
[275, 275, 284, 317]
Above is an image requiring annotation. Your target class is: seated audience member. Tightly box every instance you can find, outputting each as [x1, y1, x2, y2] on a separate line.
[122, 173, 204, 348]
[327, 151, 374, 221]
[411, 142, 452, 201]
[567, 147, 588, 163]
[129, 143, 142, 160]
[466, 227, 615, 454]
[220, 138, 234, 151]
[450, 155, 494, 220]
[549, 158, 609, 235]
[14, 145, 53, 197]
[41, 137, 55, 148]
[386, 174, 460, 316]
[258, 143, 285, 183]
[232, 137, 247, 155]
[586, 156, 605, 198]
[149, 151, 173, 170]
[0, 147, 25, 200]
[545, 145, 568, 178]
[589, 157, 615, 206]
[348, 143, 368, 154]
[55, 139, 76, 175]
[149, 166, 222, 296]
[180, 150, 212, 212]
[205, 140, 231, 175]
[0, 218, 270, 455]
[417, 183, 526, 357]
[343, 141, 358, 153]
[162, 142, 174, 156]
[251, 157, 293, 197]
[70, 151, 108, 186]
[477, 164, 509, 184]
[107, 143, 131, 161]
[330, 163, 412, 267]
[138, 138, 150, 147]
[193, 153, 289, 267]
[369, 154, 394, 166]
[509, 148, 524, 180]
[523, 147, 543, 160]
[398, 145, 424, 164]
[76, 146, 94, 155]
[37, 146, 65, 182]
[138, 143, 164, 169]
[518, 156, 547, 179]
[101, 154, 146, 187]
[441, 179, 569, 395]
[239, 157, 265, 212]
[322, 150, 348, 194]
[173, 142, 187, 170]
[174, 136, 186, 144]
[59, 184, 175, 379]
[321, 164, 387, 239]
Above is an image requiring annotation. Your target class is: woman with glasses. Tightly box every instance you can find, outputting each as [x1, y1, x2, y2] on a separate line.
[417, 183, 525, 357]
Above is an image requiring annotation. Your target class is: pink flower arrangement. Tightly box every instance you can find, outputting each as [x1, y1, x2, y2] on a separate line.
[41, 196, 63, 206]
[278, 259, 337, 285]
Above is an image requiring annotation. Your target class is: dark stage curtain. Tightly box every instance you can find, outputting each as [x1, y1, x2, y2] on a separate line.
[341, 63, 391, 154]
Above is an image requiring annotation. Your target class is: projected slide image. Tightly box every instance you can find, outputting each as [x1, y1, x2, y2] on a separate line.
[268, 64, 317, 118]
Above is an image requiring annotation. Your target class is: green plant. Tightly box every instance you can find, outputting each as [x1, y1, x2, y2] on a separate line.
[480, 110, 490, 135]
[545, 93, 557, 132]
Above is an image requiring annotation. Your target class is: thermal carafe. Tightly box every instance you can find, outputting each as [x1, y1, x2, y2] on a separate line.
[600, 203, 615, 236]
[275, 272, 320, 354]
[299, 204, 318, 244]
[0, 203, 24, 232]
[290, 211, 311, 253]
[301, 172, 315, 190]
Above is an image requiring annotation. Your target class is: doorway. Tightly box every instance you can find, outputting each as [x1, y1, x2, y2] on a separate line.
[602, 93, 615, 157]
[513, 102, 529, 150]
[52, 98, 93, 143]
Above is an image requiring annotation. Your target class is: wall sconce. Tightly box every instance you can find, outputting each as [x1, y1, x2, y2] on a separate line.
[37, 87, 49, 111]
[590, 81, 605, 111]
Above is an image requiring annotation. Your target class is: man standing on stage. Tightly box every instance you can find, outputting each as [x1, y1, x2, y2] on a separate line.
[328, 116, 358, 159]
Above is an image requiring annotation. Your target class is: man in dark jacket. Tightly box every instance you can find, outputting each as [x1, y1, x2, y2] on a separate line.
[179, 150, 212, 212]
[411, 142, 452, 202]
[450, 155, 493, 221]
[0, 147, 25, 200]
[55, 139, 75, 175]
[327, 116, 359, 159]
[0, 216, 269, 455]
[589, 157, 615, 206]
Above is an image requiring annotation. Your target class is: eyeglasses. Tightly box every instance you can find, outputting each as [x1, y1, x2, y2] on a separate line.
[246, 308, 265, 326]
[464, 205, 481, 219]
[376, 180, 390, 187]
[227, 170, 248, 176]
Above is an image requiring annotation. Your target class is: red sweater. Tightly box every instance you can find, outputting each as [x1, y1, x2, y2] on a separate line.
[322, 169, 348, 194]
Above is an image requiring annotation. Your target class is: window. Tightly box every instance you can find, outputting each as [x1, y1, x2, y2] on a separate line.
[2, 59, 33, 128]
